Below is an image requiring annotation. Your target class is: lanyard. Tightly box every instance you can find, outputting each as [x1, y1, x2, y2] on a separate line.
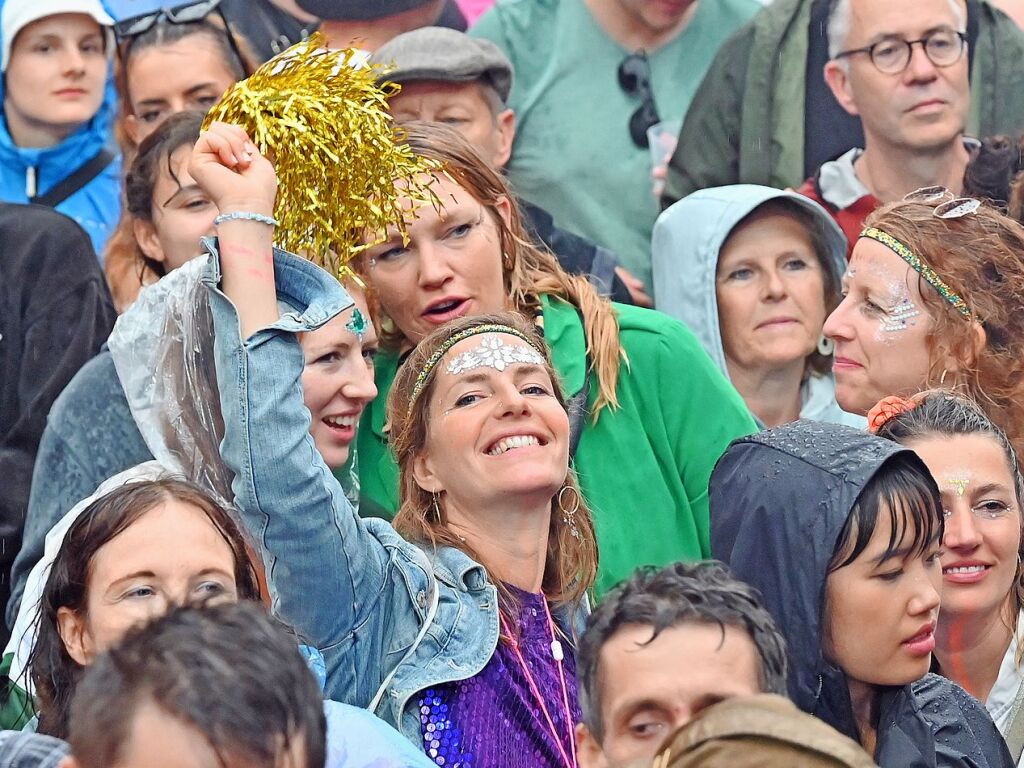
[500, 600, 579, 768]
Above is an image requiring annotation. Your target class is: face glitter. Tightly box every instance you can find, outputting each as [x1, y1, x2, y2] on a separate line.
[945, 472, 971, 497]
[445, 335, 546, 375]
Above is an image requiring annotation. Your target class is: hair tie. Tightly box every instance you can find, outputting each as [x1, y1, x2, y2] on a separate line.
[867, 395, 917, 434]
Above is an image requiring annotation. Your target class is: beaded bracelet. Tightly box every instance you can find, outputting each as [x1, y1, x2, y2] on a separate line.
[213, 211, 279, 227]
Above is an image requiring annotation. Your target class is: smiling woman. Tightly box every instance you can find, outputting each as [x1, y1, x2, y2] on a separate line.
[356, 122, 756, 596]
[188, 120, 605, 765]
[875, 392, 1024, 764]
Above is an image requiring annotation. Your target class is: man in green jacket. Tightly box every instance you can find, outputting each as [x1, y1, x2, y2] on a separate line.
[661, 0, 1024, 206]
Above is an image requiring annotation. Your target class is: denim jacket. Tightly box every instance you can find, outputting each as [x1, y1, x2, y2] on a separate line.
[201, 241, 587, 743]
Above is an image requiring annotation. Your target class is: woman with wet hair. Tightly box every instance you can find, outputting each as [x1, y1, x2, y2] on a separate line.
[873, 391, 1024, 764]
[191, 120, 605, 765]
[711, 420, 1013, 767]
[354, 121, 755, 595]
[823, 193, 1024, 459]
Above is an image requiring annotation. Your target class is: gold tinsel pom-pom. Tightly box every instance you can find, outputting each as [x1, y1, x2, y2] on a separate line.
[203, 33, 436, 279]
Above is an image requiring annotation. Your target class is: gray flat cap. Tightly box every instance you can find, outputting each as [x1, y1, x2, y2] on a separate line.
[371, 26, 513, 103]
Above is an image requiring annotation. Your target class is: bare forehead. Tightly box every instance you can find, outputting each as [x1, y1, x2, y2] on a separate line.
[847, 239, 914, 283]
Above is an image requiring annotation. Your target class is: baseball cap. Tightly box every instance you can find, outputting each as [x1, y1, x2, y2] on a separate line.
[371, 26, 513, 104]
[2, 0, 115, 70]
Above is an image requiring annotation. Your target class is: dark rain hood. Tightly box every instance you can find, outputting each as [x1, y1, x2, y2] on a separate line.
[710, 420, 1013, 768]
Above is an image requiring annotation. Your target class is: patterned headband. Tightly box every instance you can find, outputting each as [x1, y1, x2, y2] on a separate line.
[408, 324, 546, 415]
[860, 227, 973, 319]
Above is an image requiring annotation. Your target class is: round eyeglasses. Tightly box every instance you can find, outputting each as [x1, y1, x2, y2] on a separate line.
[835, 29, 967, 74]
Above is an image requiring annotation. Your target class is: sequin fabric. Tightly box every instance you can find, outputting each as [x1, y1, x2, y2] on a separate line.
[418, 589, 580, 767]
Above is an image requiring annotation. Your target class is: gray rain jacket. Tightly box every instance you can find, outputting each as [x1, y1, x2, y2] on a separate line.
[710, 421, 1014, 767]
[652, 185, 862, 428]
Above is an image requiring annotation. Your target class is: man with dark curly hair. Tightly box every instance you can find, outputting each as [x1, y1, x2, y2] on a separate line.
[575, 560, 789, 768]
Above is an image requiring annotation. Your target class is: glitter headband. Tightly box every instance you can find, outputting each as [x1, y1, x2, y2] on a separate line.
[408, 324, 546, 415]
[860, 227, 973, 319]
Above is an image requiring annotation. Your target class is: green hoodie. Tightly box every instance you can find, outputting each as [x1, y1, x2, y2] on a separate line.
[355, 296, 757, 596]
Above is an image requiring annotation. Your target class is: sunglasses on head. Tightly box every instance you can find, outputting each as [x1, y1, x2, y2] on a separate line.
[903, 186, 982, 219]
[617, 50, 661, 149]
[114, 0, 249, 75]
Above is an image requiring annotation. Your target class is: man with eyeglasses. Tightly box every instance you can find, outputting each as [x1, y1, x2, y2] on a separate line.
[470, 0, 760, 300]
[795, 0, 978, 250]
[661, 0, 1024, 210]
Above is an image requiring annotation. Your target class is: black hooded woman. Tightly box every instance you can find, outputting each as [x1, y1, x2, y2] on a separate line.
[710, 420, 1013, 767]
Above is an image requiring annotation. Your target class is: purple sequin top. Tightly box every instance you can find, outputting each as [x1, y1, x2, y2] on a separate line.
[417, 588, 580, 767]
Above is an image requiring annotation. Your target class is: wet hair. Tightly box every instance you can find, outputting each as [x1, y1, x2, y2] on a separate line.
[67, 602, 325, 768]
[387, 311, 598, 614]
[721, 197, 842, 378]
[828, 453, 945, 573]
[577, 560, 789, 743]
[874, 390, 1024, 632]
[365, 121, 625, 418]
[862, 199, 1024, 461]
[114, 14, 257, 151]
[28, 477, 260, 739]
[103, 110, 205, 311]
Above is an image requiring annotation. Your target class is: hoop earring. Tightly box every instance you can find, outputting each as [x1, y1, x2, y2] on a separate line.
[940, 369, 949, 386]
[431, 492, 443, 523]
[817, 335, 835, 356]
[557, 485, 582, 540]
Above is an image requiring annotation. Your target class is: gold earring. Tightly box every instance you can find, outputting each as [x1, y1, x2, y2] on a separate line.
[557, 485, 581, 540]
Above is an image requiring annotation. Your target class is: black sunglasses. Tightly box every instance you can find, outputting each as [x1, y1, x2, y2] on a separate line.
[617, 50, 661, 149]
[114, 0, 249, 76]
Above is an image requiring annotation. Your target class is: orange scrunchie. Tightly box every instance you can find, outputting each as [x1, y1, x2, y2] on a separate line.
[867, 395, 917, 434]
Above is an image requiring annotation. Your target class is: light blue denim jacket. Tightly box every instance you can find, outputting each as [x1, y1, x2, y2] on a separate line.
[201, 241, 587, 744]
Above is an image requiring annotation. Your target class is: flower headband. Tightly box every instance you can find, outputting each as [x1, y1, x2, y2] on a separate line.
[859, 227, 973, 319]
[408, 324, 547, 415]
[867, 395, 917, 434]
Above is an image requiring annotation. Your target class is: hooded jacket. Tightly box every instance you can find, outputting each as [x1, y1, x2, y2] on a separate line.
[652, 185, 862, 428]
[710, 421, 1014, 768]
[0, 0, 121, 257]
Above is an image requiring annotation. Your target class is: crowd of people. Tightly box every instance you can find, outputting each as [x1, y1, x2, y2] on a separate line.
[6, 0, 1024, 766]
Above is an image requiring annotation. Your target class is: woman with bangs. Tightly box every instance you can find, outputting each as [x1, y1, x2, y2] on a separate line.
[710, 420, 1012, 767]
[874, 392, 1024, 764]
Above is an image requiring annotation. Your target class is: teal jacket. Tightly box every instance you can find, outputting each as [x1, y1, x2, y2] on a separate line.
[357, 295, 757, 596]
[661, 0, 1024, 203]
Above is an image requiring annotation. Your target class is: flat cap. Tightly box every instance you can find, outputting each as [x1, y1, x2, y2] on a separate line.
[371, 26, 513, 103]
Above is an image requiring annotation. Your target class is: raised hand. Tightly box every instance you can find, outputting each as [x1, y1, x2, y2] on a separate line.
[189, 121, 278, 218]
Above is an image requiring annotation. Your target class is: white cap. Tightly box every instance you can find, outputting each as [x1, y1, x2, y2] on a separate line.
[1, 0, 115, 70]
